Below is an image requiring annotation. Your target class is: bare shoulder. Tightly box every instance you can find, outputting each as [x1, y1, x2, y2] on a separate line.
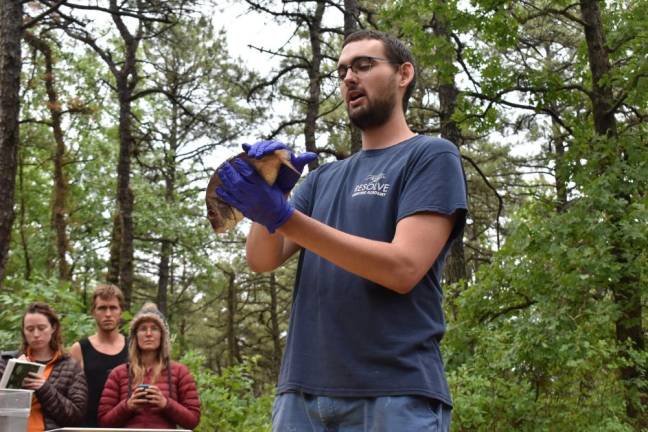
[69, 341, 83, 366]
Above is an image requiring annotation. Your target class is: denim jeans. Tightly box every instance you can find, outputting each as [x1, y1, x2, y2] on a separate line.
[272, 392, 452, 432]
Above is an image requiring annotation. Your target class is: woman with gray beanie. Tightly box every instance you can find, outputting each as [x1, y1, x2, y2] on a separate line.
[98, 302, 200, 429]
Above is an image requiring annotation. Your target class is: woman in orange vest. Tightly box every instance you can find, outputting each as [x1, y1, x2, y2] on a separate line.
[17, 302, 87, 431]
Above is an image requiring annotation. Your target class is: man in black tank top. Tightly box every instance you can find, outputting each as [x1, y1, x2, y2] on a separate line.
[70, 284, 128, 427]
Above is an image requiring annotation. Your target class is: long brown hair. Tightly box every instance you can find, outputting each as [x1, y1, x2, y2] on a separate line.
[21, 302, 63, 355]
[128, 318, 168, 387]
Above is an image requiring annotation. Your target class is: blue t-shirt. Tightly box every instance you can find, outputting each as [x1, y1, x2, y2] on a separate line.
[278, 135, 468, 406]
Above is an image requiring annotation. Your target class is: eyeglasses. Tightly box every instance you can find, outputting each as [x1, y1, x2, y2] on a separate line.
[336, 56, 399, 82]
[137, 324, 161, 334]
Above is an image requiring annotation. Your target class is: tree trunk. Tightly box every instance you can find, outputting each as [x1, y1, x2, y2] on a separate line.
[18, 150, 31, 280]
[156, 161, 175, 318]
[106, 212, 121, 284]
[580, 0, 645, 427]
[431, 4, 467, 285]
[24, 32, 71, 281]
[178, 317, 186, 355]
[343, 0, 359, 34]
[544, 44, 569, 212]
[551, 117, 568, 212]
[96, 0, 143, 310]
[0, 0, 23, 289]
[157, 240, 171, 317]
[269, 272, 282, 376]
[344, 0, 362, 155]
[579, 0, 616, 137]
[156, 102, 179, 318]
[225, 272, 241, 365]
[116, 83, 135, 309]
[304, 1, 325, 170]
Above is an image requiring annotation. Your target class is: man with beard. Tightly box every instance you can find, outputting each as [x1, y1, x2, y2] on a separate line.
[70, 284, 128, 427]
[216, 30, 467, 431]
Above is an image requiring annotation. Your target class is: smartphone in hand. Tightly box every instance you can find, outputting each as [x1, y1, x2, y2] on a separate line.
[136, 384, 150, 401]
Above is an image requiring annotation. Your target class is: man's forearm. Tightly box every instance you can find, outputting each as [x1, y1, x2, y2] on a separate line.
[277, 210, 454, 294]
[246, 222, 296, 272]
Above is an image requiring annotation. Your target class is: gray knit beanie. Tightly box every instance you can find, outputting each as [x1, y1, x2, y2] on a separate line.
[129, 302, 170, 360]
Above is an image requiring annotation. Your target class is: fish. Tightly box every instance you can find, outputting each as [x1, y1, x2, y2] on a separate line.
[206, 149, 297, 233]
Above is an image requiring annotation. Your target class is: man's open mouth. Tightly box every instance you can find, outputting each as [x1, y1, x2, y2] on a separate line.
[348, 90, 365, 104]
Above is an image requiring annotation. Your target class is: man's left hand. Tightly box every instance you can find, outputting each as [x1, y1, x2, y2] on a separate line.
[242, 141, 317, 193]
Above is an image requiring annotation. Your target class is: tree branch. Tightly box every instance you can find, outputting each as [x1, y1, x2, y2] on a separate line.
[481, 299, 537, 323]
[461, 154, 504, 249]
[22, 0, 66, 29]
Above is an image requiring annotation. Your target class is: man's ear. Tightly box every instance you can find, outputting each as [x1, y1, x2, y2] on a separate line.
[398, 62, 415, 89]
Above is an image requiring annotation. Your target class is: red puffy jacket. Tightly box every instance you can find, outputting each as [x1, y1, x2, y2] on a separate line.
[98, 361, 200, 429]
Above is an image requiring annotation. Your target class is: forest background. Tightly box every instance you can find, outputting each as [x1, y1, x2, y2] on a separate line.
[0, 0, 646, 431]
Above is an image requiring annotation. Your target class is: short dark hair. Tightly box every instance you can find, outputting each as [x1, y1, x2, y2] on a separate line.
[342, 30, 417, 113]
[91, 283, 125, 311]
[21, 302, 63, 355]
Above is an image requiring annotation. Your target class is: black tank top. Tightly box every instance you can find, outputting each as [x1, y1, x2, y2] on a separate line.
[79, 336, 128, 427]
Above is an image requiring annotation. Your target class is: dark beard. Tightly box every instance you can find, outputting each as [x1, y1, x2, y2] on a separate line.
[348, 92, 396, 130]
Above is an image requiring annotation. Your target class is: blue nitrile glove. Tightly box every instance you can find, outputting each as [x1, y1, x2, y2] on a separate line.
[242, 140, 288, 159]
[242, 141, 317, 193]
[216, 158, 294, 233]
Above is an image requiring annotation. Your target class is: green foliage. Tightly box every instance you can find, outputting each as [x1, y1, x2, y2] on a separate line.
[181, 351, 272, 432]
[3, 0, 646, 430]
[445, 129, 647, 430]
[0, 277, 95, 350]
[378, 0, 648, 428]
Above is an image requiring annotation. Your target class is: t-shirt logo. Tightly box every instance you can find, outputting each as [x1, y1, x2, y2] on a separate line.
[352, 173, 391, 198]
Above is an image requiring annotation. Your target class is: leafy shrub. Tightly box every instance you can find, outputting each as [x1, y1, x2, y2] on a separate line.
[0, 276, 95, 351]
[180, 351, 273, 432]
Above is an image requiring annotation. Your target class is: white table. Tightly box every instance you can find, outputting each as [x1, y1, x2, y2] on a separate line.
[47, 429, 191, 432]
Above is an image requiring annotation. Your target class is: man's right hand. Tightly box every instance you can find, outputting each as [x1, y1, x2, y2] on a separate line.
[242, 141, 317, 193]
[216, 158, 294, 233]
